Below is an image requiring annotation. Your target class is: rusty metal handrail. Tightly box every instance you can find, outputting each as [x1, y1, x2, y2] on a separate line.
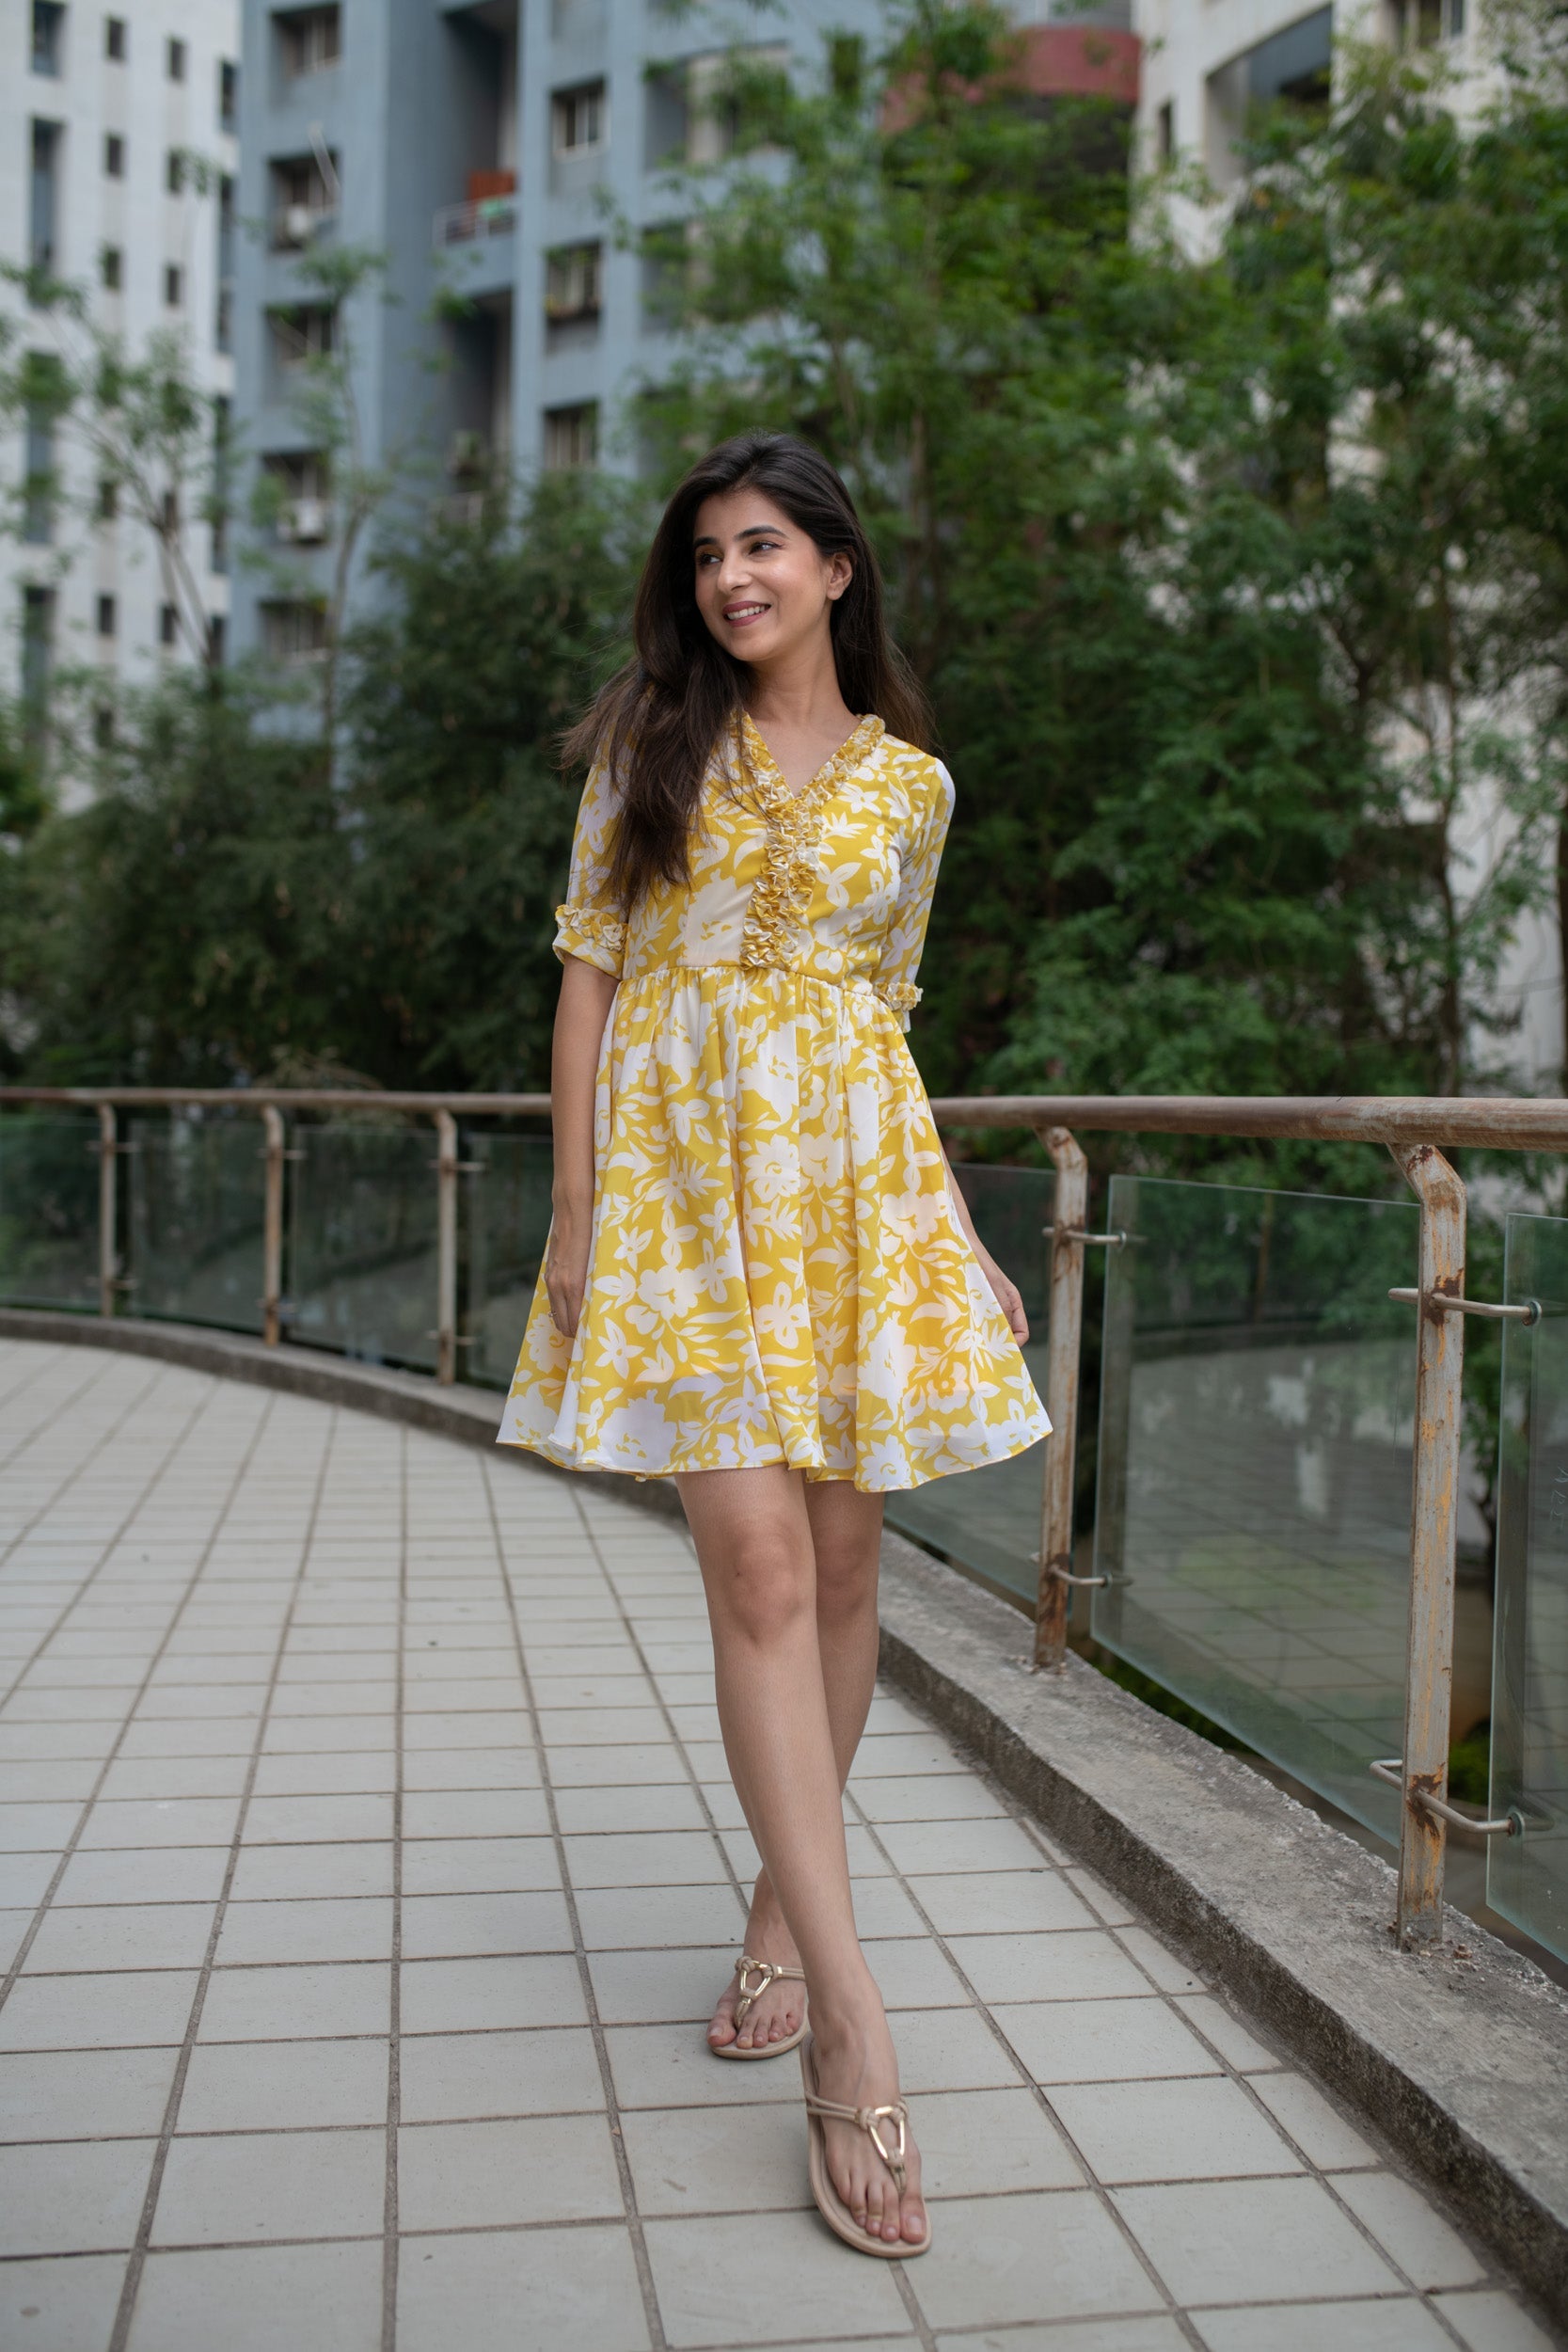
[5, 1078, 1563, 1953]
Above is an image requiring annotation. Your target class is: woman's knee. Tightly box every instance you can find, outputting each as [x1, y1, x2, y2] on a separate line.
[706, 1531, 816, 1646]
[814, 1534, 879, 1626]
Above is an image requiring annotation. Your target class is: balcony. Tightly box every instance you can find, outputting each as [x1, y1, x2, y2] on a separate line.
[435, 173, 517, 297]
[1, 1083, 1566, 2339]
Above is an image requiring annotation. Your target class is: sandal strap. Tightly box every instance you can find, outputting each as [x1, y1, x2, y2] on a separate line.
[733, 1950, 805, 2026]
[802, 2091, 911, 2193]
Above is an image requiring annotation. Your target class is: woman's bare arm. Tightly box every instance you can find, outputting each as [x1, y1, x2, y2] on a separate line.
[546, 955, 619, 1339]
[940, 1147, 1029, 1345]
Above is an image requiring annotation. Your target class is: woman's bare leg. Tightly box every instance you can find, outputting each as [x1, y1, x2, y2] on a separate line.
[708, 1479, 883, 2052]
[679, 1465, 923, 2247]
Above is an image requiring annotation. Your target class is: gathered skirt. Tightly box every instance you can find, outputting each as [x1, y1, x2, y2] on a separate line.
[497, 964, 1050, 1492]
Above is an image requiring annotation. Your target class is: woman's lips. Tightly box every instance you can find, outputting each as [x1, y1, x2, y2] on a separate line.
[723, 603, 769, 627]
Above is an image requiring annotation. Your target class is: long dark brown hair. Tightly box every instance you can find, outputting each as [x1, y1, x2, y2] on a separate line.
[563, 433, 933, 911]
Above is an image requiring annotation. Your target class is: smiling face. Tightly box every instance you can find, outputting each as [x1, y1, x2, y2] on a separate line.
[692, 487, 852, 672]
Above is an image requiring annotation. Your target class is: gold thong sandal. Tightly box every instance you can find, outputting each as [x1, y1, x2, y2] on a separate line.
[712, 1950, 809, 2060]
[800, 2034, 930, 2259]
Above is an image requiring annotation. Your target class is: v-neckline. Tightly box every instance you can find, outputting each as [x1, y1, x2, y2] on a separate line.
[740, 710, 884, 807]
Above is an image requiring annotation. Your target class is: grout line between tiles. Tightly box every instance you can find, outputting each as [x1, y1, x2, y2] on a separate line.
[380, 1426, 409, 2352]
[104, 1398, 338, 2352]
[479, 1452, 667, 2352]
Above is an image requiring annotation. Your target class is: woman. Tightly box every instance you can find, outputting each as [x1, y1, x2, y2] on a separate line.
[499, 432, 1048, 2258]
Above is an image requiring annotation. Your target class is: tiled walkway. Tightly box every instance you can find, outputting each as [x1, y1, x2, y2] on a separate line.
[0, 1340, 1557, 2352]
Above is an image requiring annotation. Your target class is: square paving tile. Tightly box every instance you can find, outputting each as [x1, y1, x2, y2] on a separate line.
[992, 1997, 1224, 2086]
[176, 2036, 388, 2132]
[0, 2044, 179, 2142]
[933, 2325, 1188, 2352]
[1433, 2289, 1561, 2351]
[0, 2253, 127, 2352]
[919, 2086, 1083, 2198]
[400, 1890, 573, 1960]
[587, 1944, 737, 2027]
[1330, 2169, 1488, 2290]
[240, 1792, 394, 1845]
[150, 2126, 385, 2244]
[76, 1797, 243, 1849]
[398, 2111, 623, 2230]
[605, 2022, 801, 2110]
[197, 1961, 390, 2042]
[398, 2025, 603, 2122]
[555, 1783, 709, 1835]
[402, 1836, 561, 1898]
[1248, 2072, 1379, 2169]
[864, 1934, 972, 2010]
[0, 2136, 156, 2254]
[642, 2206, 910, 2346]
[914, 2187, 1164, 2331]
[1114, 2176, 1402, 2306]
[55, 1848, 229, 1906]
[947, 1931, 1152, 2007]
[0, 1968, 197, 2053]
[215, 1896, 393, 1966]
[400, 1953, 587, 2036]
[621, 2098, 808, 2216]
[24, 1901, 216, 1975]
[562, 1831, 727, 1890]
[1050, 2075, 1304, 2185]
[227, 1841, 393, 1901]
[575, 1883, 746, 1952]
[914, 1871, 1099, 1937]
[395, 2221, 651, 2352]
[128, 2239, 384, 2352]
[1193, 2298, 1454, 2352]
[402, 1788, 550, 1839]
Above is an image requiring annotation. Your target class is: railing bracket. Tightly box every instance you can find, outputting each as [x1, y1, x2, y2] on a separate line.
[1369, 1758, 1521, 1838]
[1048, 1226, 1126, 1248]
[1388, 1287, 1539, 1325]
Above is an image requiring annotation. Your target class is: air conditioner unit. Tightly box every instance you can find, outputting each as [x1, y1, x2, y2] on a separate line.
[278, 496, 328, 544]
[447, 430, 488, 478]
[279, 202, 318, 247]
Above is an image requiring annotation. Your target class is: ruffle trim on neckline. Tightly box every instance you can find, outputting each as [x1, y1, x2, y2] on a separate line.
[736, 712, 886, 971]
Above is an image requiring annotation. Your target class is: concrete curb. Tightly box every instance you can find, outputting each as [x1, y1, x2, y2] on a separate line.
[6, 1308, 1566, 2323]
[874, 1524, 1568, 2328]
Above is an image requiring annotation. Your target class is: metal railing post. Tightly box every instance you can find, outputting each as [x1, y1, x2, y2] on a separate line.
[1390, 1139, 1466, 1950]
[1035, 1126, 1088, 1671]
[435, 1109, 458, 1386]
[96, 1104, 118, 1319]
[261, 1107, 285, 1347]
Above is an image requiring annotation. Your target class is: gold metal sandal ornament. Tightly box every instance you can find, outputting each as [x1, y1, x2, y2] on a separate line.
[800, 2034, 929, 2258]
[712, 1949, 809, 2060]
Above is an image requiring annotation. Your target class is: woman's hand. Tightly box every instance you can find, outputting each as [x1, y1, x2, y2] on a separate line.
[974, 1246, 1029, 1346]
[546, 1212, 592, 1341]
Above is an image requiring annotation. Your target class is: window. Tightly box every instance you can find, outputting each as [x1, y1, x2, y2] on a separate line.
[208, 614, 226, 666]
[159, 604, 179, 648]
[270, 152, 339, 246]
[97, 594, 116, 638]
[165, 263, 183, 307]
[104, 131, 124, 177]
[166, 35, 185, 81]
[212, 398, 230, 574]
[102, 244, 121, 290]
[30, 121, 60, 271]
[553, 81, 605, 153]
[1157, 99, 1174, 164]
[98, 477, 118, 521]
[267, 302, 336, 376]
[544, 402, 598, 471]
[219, 59, 238, 129]
[105, 16, 125, 60]
[166, 148, 184, 195]
[162, 487, 181, 534]
[24, 396, 55, 545]
[216, 178, 235, 352]
[263, 451, 331, 541]
[31, 3, 65, 75]
[546, 242, 602, 322]
[23, 587, 56, 729]
[93, 702, 116, 748]
[261, 599, 328, 662]
[277, 6, 341, 78]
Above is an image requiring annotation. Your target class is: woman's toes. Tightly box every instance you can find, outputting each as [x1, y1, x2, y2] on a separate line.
[900, 2193, 926, 2243]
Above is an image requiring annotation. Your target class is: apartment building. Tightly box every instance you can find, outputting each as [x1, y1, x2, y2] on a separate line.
[3, 0, 241, 734]
[227, 0, 1139, 665]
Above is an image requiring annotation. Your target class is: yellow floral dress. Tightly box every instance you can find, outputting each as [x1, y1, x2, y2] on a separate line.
[498, 711, 1049, 1492]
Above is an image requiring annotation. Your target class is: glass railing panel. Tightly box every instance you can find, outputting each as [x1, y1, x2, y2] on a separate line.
[289, 1122, 438, 1373]
[0, 1113, 100, 1311]
[462, 1131, 553, 1391]
[883, 1164, 1054, 1608]
[1488, 1212, 1568, 1963]
[127, 1113, 265, 1333]
[1092, 1174, 1419, 1840]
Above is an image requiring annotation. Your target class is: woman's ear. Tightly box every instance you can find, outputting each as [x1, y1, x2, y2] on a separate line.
[825, 550, 853, 602]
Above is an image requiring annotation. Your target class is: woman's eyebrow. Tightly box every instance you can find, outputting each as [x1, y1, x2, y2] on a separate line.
[692, 521, 787, 549]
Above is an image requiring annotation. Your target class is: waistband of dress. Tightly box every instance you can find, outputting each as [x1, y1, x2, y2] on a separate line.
[618, 960, 883, 997]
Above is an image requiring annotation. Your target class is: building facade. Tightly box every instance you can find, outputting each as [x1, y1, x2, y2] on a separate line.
[3, 0, 240, 737]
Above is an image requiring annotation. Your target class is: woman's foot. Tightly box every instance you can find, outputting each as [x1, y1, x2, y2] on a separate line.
[810, 1999, 927, 2248]
[708, 1875, 806, 2053]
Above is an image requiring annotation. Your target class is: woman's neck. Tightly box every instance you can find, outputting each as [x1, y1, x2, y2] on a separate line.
[744, 635, 854, 739]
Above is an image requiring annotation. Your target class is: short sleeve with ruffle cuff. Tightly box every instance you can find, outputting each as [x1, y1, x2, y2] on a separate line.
[872, 977, 923, 1030]
[554, 901, 626, 977]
